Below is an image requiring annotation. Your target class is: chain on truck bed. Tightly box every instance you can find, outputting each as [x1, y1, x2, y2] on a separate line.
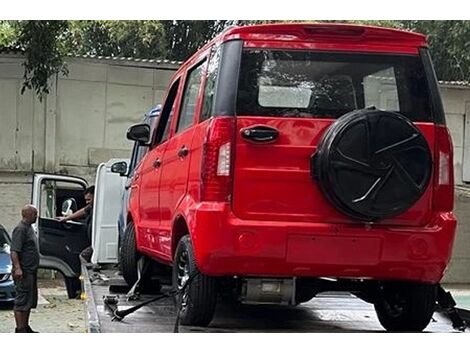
[103, 271, 199, 333]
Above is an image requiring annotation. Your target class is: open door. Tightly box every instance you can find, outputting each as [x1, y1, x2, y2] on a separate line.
[91, 159, 128, 264]
[32, 174, 89, 297]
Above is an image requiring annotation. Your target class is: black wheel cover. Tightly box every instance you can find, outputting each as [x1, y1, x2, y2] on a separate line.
[313, 109, 433, 222]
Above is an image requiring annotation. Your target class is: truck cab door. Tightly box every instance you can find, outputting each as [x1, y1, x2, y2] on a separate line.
[32, 174, 89, 281]
[92, 159, 128, 264]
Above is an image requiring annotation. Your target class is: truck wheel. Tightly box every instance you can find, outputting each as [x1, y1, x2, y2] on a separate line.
[374, 282, 437, 332]
[173, 235, 217, 327]
[121, 222, 140, 286]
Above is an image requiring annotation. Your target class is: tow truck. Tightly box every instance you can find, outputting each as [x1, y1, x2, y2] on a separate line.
[28, 157, 469, 333]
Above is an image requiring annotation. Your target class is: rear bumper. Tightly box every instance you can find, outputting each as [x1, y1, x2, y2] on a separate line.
[190, 203, 457, 284]
[0, 280, 16, 302]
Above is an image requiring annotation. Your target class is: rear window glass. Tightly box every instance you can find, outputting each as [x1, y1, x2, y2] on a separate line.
[237, 50, 432, 122]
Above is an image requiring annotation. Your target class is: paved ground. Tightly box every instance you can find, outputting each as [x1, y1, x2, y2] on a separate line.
[0, 279, 86, 333]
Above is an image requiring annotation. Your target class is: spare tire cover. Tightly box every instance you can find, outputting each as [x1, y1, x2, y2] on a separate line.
[312, 109, 432, 222]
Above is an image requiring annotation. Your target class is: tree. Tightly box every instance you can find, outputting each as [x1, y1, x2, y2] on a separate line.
[16, 21, 69, 99]
[401, 21, 470, 81]
[0, 21, 17, 47]
[160, 20, 272, 61]
[65, 21, 167, 59]
[160, 20, 231, 61]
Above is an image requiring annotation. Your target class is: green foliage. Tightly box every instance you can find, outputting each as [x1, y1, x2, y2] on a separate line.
[402, 21, 470, 81]
[160, 20, 229, 61]
[65, 21, 167, 59]
[0, 21, 18, 47]
[16, 21, 69, 99]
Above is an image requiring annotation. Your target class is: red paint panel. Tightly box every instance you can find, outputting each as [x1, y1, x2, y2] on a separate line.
[232, 116, 435, 226]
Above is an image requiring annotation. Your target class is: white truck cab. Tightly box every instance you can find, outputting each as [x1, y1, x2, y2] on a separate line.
[31, 159, 128, 298]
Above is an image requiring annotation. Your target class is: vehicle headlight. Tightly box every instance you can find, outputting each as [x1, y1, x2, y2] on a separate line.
[0, 273, 11, 282]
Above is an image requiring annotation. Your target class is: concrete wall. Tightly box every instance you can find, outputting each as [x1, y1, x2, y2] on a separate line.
[444, 188, 470, 283]
[0, 55, 178, 231]
[440, 85, 470, 185]
[1, 54, 470, 282]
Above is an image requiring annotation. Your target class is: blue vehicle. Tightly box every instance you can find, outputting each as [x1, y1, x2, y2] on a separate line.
[0, 224, 15, 304]
[115, 105, 161, 254]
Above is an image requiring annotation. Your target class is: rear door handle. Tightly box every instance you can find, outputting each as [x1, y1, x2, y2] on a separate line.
[241, 125, 279, 143]
[153, 158, 161, 169]
[178, 146, 189, 158]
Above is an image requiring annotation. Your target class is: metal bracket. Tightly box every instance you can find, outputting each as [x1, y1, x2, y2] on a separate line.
[436, 285, 468, 332]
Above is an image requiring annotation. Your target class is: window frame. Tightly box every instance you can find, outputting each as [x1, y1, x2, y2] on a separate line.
[175, 58, 207, 135]
[200, 45, 222, 122]
[150, 78, 182, 148]
[236, 48, 433, 122]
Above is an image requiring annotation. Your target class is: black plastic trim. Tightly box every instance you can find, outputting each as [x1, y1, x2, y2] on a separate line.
[213, 40, 243, 117]
[420, 48, 446, 125]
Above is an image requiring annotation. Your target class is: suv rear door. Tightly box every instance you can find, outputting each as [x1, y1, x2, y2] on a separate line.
[232, 48, 436, 226]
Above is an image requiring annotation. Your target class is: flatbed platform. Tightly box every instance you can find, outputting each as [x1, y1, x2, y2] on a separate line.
[83, 266, 469, 333]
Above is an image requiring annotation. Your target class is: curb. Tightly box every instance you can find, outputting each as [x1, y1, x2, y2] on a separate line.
[80, 263, 101, 333]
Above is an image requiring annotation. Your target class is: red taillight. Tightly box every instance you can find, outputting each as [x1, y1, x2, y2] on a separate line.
[433, 125, 454, 212]
[201, 117, 235, 201]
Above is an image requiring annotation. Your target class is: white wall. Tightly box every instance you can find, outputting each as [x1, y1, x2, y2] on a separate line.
[0, 55, 178, 177]
[440, 85, 470, 185]
[0, 54, 178, 231]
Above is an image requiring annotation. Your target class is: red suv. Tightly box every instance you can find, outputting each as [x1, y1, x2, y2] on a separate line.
[122, 23, 457, 331]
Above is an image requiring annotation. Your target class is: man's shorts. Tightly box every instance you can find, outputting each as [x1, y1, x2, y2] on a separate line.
[14, 271, 38, 311]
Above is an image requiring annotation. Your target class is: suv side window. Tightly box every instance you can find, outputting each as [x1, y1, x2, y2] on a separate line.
[127, 143, 140, 176]
[128, 143, 149, 176]
[176, 60, 205, 134]
[201, 46, 221, 121]
[153, 79, 180, 146]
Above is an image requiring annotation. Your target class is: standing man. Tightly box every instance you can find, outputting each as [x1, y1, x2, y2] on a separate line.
[10, 204, 39, 333]
[58, 186, 94, 262]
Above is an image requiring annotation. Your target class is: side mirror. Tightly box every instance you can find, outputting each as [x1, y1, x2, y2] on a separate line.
[126, 123, 150, 145]
[111, 161, 128, 177]
[61, 198, 77, 216]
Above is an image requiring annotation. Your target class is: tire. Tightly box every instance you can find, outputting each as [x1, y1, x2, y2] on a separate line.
[120, 222, 140, 286]
[173, 235, 217, 327]
[374, 282, 437, 332]
[312, 109, 432, 222]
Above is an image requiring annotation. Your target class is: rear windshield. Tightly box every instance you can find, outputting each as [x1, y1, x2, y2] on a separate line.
[236, 50, 432, 122]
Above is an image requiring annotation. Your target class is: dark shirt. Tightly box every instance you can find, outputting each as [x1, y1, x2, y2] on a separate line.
[84, 205, 93, 243]
[10, 221, 39, 272]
